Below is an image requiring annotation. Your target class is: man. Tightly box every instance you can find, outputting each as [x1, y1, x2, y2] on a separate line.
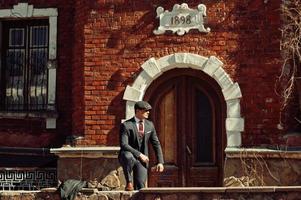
[119, 101, 164, 191]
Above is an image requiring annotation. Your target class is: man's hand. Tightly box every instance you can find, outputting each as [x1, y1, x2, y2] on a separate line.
[152, 163, 164, 172]
[139, 153, 149, 163]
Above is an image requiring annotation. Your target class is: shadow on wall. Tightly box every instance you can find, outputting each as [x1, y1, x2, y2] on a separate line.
[107, 73, 128, 145]
[77, 0, 285, 147]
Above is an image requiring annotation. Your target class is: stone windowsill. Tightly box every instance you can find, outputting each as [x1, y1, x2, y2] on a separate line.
[50, 146, 120, 158]
[225, 147, 301, 159]
[0, 110, 58, 119]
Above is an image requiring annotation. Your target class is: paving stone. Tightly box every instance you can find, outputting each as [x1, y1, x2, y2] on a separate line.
[106, 192, 120, 200]
[97, 193, 109, 200]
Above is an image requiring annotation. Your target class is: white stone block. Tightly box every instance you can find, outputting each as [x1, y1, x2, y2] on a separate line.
[185, 53, 208, 69]
[165, 54, 186, 68]
[218, 74, 233, 90]
[174, 53, 187, 64]
[13, 3, 33, 17]
[227, 131, 242, 147]
[202, 56, 223, 76]
[222, 82, 242, 100]
[132, 71, 152, 91]
[125, 101, 136, 119]
[226, 117, 244, 132]
[157, 54, 174, 72]
[226, 99, 241, 117]
[48, 68, 56, 105]
[0, 10, 11, 17]
[33, 8, 58, 17]
[213, 67, 226, 80]
[46, 118, 56, 129]
[142, 58, 162, 79]
[123, 86, 142, 102]
[49, 16, 57, 59]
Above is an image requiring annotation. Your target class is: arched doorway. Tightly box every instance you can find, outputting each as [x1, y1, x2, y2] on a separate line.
[122, 53, 244, 186]
[144, 68, 226, 187]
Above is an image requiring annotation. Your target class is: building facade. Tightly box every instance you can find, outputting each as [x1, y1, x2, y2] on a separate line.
[0, 0, 300, 190]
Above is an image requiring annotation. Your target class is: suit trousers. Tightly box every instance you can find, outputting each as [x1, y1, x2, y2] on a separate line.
[119, 151, 147, 190]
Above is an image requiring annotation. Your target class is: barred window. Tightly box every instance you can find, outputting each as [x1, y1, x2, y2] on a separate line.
[1, 19, 49, 111]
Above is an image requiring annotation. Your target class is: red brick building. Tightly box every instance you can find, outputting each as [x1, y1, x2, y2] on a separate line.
[0, 0, 300, 190]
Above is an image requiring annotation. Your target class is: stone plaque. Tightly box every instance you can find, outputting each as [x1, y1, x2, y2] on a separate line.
[153, 3, 210, 36]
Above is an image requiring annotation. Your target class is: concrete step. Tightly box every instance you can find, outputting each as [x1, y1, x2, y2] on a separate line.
[138, 187, 301, 200]
[0, 186, 300, 200]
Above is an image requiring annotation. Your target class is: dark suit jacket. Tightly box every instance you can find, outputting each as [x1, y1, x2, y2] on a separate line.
[119, 117, 164, 165]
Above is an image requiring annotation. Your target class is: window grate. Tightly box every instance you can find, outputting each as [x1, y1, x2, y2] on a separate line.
[1, 19, 49, 111]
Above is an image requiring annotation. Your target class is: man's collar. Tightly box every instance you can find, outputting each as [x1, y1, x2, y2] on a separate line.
[134, 116, 144, 123]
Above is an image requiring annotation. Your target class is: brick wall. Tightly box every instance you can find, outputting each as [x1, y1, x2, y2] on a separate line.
[0, 0, 290, 148]
[73, 0, 284, 146]
[0, 0, 74, 147]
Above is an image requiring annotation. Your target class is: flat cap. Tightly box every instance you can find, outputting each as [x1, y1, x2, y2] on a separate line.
[134, 101, 152, 110]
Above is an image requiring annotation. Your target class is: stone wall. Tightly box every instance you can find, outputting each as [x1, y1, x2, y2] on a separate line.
[52, 147, 301, 190]
[224, 148, 301, 186]
[51, 147, 126, 190]
[58, 158, 125, 190]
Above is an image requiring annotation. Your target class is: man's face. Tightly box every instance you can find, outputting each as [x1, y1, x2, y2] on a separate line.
[136, 109, 150, 119]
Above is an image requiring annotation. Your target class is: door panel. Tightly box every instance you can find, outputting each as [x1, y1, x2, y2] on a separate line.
[159, 88, 177, 164]
[188, 167, 219, 186]
[146, 70, 224, 187]
[186, 81, 218, 186]
[148, 84, 180, 187]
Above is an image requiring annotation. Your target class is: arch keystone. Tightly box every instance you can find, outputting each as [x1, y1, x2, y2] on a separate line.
[185, 54, 208, 69]
[174, 53, 187, 64]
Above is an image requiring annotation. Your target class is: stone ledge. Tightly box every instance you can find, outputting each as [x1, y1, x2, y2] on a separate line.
[225, 147, 301, 159]
[140, 186, 301, 193]
[50, 146, 120, 158]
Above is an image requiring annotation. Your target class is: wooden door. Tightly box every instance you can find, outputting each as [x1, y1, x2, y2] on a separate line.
[146, 69, 225, 187]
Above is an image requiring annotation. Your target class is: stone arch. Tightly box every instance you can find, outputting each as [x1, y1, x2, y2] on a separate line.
[123, 53, 244, 147]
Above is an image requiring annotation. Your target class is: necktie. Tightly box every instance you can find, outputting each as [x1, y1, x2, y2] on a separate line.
[138, 120, 144, 137]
